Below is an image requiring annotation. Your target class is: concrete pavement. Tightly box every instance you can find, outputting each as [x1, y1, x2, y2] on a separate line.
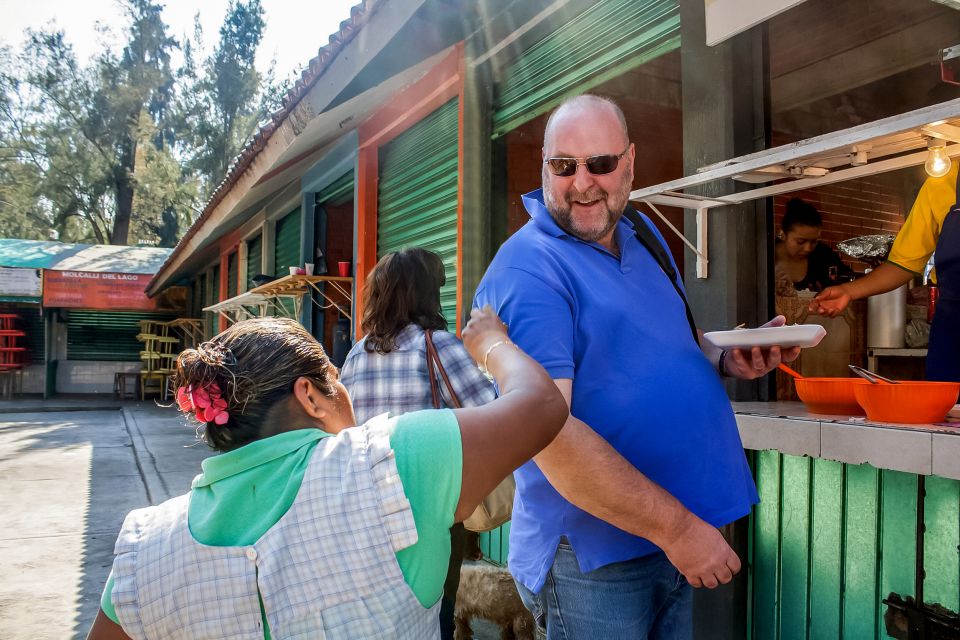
[0, 401, 211, 640]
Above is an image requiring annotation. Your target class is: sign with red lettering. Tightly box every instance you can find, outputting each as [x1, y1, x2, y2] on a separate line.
[42, 270, 158, 311]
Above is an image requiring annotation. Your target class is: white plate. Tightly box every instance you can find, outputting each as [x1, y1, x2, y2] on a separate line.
[702, 324, 826, 350]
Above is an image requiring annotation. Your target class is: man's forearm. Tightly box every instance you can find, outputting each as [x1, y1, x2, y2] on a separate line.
[533, 414, 692, 546]
[843, 262, 914, 300]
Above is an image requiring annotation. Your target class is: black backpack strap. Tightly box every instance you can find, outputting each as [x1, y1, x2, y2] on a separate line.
[622, 207, 700, 346]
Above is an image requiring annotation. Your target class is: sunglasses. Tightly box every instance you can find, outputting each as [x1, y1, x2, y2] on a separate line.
[544, 147, 629, 177]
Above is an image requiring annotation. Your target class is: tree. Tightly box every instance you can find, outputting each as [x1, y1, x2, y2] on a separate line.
[0, 0, 283, 246]
[0, 0, 181, 246]
[176, 0, 266, 199]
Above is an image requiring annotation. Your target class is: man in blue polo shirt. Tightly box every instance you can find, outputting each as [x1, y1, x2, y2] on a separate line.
[474, 95, 798, 639]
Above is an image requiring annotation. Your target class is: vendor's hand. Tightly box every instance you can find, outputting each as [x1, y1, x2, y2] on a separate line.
[809, 285, 851, 318]
[660, 511, 741, 589]
[722, 315, 801, 380]
[461, 306, 510, 364]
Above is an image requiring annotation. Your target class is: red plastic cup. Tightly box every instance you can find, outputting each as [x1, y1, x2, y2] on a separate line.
[337, 261, 351, 277]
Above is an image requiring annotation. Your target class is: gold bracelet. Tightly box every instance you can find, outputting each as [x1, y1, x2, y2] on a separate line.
[482, 339, 516, 373]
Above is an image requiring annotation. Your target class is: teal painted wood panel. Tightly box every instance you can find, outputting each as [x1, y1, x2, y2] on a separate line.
[752, 450, 781, 639]
[842, 463, 880, 639]
[809, 459, 844, 639]
[479, 521, 511, 566]
[378, 99, 459, 327]
[779, 455, 811, 640]
[878, 470, 917, 639]
[491, 0, 680, 137]
[924, 475, 960, 612]
[752, 456, 958, 639]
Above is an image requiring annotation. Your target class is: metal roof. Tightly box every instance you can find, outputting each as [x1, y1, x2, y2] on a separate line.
[0, 239, 172, 274]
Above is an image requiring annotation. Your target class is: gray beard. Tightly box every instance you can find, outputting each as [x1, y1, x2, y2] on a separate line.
[543, 181, 631, 243]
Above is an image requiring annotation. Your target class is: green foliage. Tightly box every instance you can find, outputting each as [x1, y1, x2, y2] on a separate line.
[0, 0, 287, 247]
[175, 0, 270, 199]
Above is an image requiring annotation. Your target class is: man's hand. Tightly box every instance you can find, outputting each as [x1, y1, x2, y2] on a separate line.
[809, 285, 851, 318]
[659, 512, 741, 589]
[722, 315, 801, 380]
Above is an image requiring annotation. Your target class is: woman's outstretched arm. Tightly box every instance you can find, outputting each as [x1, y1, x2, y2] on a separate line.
[86, 609, 132, 640]
[452, 307, 568, 521]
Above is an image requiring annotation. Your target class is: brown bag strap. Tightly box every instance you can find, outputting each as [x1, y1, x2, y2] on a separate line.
[425, 330, 462, 409]
[425, 331, 442, 409]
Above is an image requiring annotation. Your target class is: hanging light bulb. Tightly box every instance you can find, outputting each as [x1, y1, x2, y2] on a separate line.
[925, 140, 952, 178]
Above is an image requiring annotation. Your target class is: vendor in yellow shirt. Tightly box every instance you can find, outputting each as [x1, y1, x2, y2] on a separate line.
[811, 163, 959, 382]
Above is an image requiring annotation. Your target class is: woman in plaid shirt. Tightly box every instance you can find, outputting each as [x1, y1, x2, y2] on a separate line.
[341, 248, 497, 640]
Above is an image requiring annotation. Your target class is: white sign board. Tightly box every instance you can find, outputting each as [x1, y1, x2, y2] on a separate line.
[0, 267, 42, 297]
[705, 0, 807, 46]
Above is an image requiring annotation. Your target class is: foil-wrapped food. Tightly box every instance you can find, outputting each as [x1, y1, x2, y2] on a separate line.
[837, 234, 896, 266]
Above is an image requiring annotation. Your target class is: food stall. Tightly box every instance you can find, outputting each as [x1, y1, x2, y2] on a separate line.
[631, 98, 960, 636]
[0, 240, 185, 397]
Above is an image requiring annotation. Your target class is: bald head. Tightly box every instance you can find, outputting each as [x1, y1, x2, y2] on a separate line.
[543, 95, 629, 151]
[539, 94, 635, 247]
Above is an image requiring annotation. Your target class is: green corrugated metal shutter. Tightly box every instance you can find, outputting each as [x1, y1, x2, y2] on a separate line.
[193, 276, 204, 318]
[205, 267, 219, 339]
[491, 0, 680, 137]
[19, 305, 44, 363]
[227, 252, 238, 298]
[246, 235, 262, 289]
[66, 310, 172, 361]
[317, 172, 354, 207]
[378, 99, 459, 326]
[274, 208, 302, 276]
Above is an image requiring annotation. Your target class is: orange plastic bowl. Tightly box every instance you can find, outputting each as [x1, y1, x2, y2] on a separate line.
[853, 381, 960, 424]
[794, 377, 870, 415]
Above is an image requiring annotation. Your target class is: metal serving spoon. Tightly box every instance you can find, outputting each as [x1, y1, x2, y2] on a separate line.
[848, 364, 899, 385]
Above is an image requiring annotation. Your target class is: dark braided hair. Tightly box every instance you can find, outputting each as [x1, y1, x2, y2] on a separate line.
[174, 317, 338, 451]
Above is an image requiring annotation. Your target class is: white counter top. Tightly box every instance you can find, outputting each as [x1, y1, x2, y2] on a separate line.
[733, 401, 960, 480]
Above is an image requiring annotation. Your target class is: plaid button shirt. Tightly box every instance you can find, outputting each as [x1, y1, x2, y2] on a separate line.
[340, 324, 496, 424]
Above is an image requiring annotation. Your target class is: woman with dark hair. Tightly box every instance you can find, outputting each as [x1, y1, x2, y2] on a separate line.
[87, 312, 566, 640]
[340, 247, 497, 639]
[775, 197, 853, 293]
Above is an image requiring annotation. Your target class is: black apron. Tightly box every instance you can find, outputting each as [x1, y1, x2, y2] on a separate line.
[925, 169, 960, 382]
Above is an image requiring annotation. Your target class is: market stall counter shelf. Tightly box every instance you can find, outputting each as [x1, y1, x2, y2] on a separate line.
[735, 401, 960, 637]
[203, 275, 353, 324]
[249, 274, 353, 321]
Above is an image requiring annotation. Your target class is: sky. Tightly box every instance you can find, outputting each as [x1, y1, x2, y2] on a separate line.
[0, 0, 360, 80]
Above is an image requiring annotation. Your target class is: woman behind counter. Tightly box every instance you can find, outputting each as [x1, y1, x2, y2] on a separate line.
[775, 197, 853, 293]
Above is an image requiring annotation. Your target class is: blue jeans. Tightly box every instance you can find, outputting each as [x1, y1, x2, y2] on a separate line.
[514, 542, 692, 640]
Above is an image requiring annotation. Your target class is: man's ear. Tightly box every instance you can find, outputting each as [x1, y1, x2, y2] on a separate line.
[291, 377, 331, 420]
